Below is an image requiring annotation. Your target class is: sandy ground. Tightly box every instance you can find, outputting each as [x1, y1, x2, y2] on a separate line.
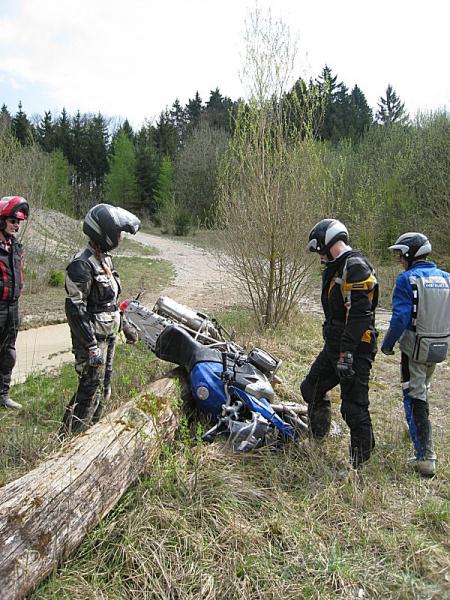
[13, 232, 238, 384]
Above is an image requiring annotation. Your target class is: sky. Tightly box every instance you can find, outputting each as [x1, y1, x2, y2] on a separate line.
[0, 0, 448, 129]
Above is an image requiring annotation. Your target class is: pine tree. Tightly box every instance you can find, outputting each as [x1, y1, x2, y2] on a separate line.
[37, 110, 56, 152]
[376, 85, 409, 125]
[155, 110, 178, 159]
[153, 155, 174, 227]
[185, 91, 203, 129]
[316, 66, 352, 142]
[84, 113, 109, 193]
[169, 99, 187, 143]
[111, 119, 134, 153]
[205, 88, 234, 132]
[104, 130, 138, 210]
[12, 101, 33, 145]
[54, 108, 73, 163]
[0, 104, 12, 131]
[70, 110, 85, 180]
[135, 124, 160, 214]
[348, 85, 373, 139]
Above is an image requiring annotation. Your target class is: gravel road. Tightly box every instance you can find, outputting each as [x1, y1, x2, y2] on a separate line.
[14, 233, 237, 384]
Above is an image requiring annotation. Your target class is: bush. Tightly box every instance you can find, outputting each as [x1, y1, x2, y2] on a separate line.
[173, 208, 191, 236]
[48, 270, 65, 287]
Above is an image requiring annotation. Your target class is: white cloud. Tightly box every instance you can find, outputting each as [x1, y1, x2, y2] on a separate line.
[0, 0, 448, 126]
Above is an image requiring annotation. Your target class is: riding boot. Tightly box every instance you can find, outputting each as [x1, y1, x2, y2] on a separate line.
[307, 393, 332, 440]
[409, 397, 436, 476]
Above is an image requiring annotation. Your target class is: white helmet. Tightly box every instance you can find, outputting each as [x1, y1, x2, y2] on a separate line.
[388, 232, 431, 262]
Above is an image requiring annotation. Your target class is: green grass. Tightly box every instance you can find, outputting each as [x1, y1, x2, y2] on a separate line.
[0, 342, 165, 485]
[3, 307, 449, 599]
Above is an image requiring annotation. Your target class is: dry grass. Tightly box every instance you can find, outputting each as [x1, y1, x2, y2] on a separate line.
[24, 308, 450, 600]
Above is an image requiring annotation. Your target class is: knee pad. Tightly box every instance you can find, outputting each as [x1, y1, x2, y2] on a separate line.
[300, 378, 314, 404]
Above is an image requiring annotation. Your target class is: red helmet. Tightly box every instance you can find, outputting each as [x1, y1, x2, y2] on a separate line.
[0, 196, 29, 224]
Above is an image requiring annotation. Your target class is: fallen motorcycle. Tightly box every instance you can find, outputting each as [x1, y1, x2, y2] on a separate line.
[120, 296, 308, 451]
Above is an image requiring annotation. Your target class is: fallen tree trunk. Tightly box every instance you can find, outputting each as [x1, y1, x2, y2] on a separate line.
[0, 375, 182, 600]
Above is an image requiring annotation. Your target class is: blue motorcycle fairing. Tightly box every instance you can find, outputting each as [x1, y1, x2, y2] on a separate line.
[232, 388, 298, 441]
[190, 361, 228, 418]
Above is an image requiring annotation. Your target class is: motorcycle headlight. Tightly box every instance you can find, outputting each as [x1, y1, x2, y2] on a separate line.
[247, 348, 281, 376]
[196, 386, 210, 401]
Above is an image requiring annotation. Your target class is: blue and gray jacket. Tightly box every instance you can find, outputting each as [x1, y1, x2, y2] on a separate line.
[382, 261, 450, 362]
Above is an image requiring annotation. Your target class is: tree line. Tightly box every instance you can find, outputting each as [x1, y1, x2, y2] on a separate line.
[1, 66, 411, 231]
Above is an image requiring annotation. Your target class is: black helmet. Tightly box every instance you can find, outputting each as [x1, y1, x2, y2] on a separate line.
[388, 232, 431, 262]
[307, 219, 349, 257]
[83, 204, 141, 251]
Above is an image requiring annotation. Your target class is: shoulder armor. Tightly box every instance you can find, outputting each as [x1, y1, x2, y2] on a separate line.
[344, 255, 373, 283]
[66, 256, 93, 284]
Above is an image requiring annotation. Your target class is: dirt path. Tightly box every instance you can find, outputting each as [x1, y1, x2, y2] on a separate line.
[13, 232, 396, 385]
[13, 233, 237, 384]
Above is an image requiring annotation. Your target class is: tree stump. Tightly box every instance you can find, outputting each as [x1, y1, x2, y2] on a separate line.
[0, 375, 182, 600]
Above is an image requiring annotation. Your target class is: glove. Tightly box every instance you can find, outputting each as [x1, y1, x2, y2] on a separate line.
[88, 345, 104, 367]
[337, 352, 355, 379]
[381, 345, 395, 356]
[121, 316, 139, 344]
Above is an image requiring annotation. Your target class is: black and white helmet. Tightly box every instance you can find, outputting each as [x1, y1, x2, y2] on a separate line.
[388, 232, 431, 262]
[83, 204, 141, 251]
[307, 218, 349, 257]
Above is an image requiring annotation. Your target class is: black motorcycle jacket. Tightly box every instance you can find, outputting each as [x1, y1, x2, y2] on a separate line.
[65, 246, 121, 349]
[0, 237, 23, 303]
[321, 250, 378, 353]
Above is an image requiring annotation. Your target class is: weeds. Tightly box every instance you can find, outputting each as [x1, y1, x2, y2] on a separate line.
[3, 308, 449, 598]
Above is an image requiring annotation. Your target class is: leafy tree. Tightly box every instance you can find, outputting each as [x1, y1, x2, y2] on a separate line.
[12, 101, 33, 145]
[284, 76, 329, 139]
[45, 150, 73, 213]
[219, 8, 318, 328]
[175, 122, 229, 225]
[376, 84, 409, 125]
[104, 130, 138, 210]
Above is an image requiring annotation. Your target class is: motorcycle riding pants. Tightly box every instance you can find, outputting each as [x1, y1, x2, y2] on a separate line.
[0, 301, 19, 401]
[401, 352, 436, 461]
[60, 334, 117, 437]
[301, 346, 375, 467]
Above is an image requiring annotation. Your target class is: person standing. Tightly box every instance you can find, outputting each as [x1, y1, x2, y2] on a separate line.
[301, 219, 379, 469]
[382, 232, 450, 477]
[59, 203, 140, 437]
[0, 196, 29, 410]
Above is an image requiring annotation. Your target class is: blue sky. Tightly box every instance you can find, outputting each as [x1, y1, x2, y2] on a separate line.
[0, 0, 448, 128]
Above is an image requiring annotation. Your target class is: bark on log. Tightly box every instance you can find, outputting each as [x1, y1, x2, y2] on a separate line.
[0, 375, 182, 600]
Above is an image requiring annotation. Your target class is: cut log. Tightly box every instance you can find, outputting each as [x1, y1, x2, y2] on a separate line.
[0, 375, 182, 600]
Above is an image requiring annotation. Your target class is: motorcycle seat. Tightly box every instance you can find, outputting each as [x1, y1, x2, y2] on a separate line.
[155, 325, 223, 372]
